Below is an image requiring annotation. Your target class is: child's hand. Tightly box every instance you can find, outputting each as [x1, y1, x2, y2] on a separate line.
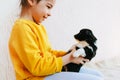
[62, 44, 89, 66]
[67, 44, 77, 53]
[71, 56, 89, 65]
[67, 43, 80, 53]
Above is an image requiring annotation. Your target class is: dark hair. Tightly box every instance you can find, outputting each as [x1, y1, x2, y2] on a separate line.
[20, 0, 41, 7]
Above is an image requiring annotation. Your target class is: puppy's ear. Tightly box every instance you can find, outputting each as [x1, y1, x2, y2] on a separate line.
[88, 31, 97, 43]
[84, 46, 93, 60]
[82, 29, 97, 43]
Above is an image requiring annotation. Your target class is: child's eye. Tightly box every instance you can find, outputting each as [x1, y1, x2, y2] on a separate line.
[47, 5, 51, 9]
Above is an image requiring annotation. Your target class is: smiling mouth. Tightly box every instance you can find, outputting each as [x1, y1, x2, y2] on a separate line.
[43, 18, 46, 21]
[43, 17, 47, 21]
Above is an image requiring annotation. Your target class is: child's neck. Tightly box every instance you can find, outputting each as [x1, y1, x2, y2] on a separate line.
[20, 7, 33, 21]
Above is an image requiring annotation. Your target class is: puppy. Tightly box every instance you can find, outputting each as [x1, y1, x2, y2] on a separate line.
[62, 28, 97, 72]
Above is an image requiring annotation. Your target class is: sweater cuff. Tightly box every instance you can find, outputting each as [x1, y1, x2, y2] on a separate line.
[56, 57, 63, 72]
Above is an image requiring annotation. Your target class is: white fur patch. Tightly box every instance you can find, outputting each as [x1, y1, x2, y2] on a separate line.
[73, 48, 86, 57]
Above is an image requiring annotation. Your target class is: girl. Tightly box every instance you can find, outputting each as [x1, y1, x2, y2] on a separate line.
[8, 0, 104, 80]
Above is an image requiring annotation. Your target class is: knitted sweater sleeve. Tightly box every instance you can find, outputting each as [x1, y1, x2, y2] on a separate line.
[9, 23, 63, 76]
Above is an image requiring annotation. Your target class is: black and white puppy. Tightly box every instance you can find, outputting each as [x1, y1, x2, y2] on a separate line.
[62, 28, 97, 72]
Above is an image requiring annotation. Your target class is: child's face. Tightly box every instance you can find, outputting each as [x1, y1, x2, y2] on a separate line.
[31, 0, 55, 24]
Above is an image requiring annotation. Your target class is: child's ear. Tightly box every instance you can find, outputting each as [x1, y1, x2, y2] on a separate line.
[27, 0, 37, 6]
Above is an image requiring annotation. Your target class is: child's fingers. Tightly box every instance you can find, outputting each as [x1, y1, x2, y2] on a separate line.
[79, 57, 89, 64]
[83, 58, 89, 62]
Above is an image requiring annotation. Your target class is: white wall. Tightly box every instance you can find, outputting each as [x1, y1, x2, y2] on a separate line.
[0, 0, 19, 80]
[43, 0, 120, 61]
[0, 0, 120, 79]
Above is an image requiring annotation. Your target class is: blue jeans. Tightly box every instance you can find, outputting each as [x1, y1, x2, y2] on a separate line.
[45, 67, 104, 80]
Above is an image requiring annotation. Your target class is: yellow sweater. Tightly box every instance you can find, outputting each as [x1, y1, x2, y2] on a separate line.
[9, 19, 66, 80]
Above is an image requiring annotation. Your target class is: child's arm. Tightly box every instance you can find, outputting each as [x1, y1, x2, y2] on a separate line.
[48, 48, 67, 57]
[9, 24, 64, 76]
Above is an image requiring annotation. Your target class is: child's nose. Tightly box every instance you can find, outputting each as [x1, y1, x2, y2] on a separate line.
[48, 13, 51, 16]
[47, 11, 51, 16]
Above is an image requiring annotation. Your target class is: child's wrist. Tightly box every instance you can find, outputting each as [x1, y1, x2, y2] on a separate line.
[62, 52, 74, 66]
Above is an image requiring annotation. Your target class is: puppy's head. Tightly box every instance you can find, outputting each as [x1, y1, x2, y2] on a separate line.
[74, 28, 97, 46]
[74, 28, 97, 58]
